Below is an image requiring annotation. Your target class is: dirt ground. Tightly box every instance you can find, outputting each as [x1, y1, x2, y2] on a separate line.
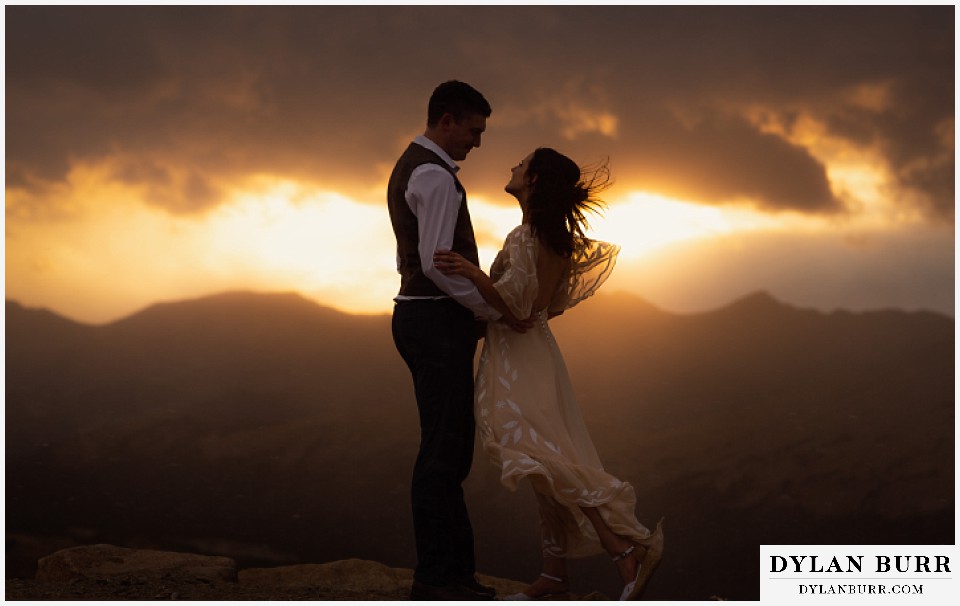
[5, 576, 411, 601]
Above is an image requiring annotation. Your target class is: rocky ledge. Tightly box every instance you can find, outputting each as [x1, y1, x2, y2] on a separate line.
[5, 544, 608, 600]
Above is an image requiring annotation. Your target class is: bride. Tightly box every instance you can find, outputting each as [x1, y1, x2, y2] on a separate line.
[434, 148, 664, 600]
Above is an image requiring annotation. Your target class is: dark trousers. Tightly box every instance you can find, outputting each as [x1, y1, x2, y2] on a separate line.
[392, 299, 479, 587]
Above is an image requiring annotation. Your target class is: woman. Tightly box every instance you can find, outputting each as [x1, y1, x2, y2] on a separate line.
[434, 148, 664, 600]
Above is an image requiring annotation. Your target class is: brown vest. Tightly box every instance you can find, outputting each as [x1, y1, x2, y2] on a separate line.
[387, 142, 481, 297]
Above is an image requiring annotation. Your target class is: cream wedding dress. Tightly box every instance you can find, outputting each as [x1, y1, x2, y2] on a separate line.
[476, 224, 653, 558]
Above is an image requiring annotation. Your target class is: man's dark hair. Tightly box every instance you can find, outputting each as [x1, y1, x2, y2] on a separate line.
[427, 80, 492, 127]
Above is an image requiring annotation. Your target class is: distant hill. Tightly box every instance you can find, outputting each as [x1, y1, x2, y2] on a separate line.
[5, 291, 954, 600]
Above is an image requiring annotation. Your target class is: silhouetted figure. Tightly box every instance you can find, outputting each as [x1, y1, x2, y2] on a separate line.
[388, 80, 529, 601]
[435, 148, 664, 600]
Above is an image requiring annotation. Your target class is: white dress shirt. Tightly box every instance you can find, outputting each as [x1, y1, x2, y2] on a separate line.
[394, 135, 501, 320]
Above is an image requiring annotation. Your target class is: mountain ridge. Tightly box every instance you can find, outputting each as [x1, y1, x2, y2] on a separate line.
[8, 287, 951, 331]
[5, 289, 953, 600]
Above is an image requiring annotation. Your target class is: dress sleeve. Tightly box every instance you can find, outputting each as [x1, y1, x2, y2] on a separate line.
[549, 237, 620, 313]
[492, 227, 539, 319]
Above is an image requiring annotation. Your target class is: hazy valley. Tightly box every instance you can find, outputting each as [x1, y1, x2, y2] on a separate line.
[5, 291, 954, 600]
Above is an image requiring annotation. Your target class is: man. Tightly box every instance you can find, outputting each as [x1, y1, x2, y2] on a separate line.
[388, 81, 524, 600]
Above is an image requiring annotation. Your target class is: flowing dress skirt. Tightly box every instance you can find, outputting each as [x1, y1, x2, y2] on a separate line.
[475, 310, 652, 558]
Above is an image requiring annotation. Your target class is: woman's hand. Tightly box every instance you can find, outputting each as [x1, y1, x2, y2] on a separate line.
[434, 250, 480, 281]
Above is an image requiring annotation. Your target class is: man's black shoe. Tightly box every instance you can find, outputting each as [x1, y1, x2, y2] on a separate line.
[460, 575, 497, 598]
[410, 579, 495, 601]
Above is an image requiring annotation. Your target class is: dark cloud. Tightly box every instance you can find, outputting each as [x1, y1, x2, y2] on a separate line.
[5, 6, 953, 218]
[110, 158, 222, 213]
[587, 108, 837, 212]
[5, 7, 167, 93]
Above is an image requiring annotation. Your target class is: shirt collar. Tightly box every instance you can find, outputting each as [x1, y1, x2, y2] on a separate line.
[413, 135, 459, 173]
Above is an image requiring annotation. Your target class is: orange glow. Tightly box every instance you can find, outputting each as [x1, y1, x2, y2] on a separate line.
[203, 179, 399, 314]
[591, 192, 784, 260]
[4, 140, 943, 325]
[744, 106, 920, 224]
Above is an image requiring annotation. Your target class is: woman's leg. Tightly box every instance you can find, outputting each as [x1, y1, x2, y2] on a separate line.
[511, 491, 572, 598]
[517, 555, 569, 597]
[579, 507, 639, 584]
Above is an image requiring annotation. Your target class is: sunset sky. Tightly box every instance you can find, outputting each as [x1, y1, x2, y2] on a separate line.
[5, 5, 955, 324]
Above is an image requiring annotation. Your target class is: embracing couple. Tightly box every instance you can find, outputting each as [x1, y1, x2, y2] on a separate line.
[389, 81, 664, 601]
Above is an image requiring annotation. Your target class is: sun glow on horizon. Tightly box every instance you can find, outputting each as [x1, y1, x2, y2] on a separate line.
[590, 192, 786, 259]
[5, 155, 944, 325]
[201, 179, 402, 315]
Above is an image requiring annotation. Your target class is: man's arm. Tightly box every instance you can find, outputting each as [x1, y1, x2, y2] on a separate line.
[407, 164, 502, 320]
[434, 249, 536, 333]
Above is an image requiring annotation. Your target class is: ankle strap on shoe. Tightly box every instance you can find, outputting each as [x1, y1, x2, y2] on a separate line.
[612, 544, 636, 562]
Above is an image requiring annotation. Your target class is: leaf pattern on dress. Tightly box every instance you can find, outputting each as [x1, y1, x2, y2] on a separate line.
[475, 224, 650, 558]
[490, 225, 539, 320]
[518, 454, 535, 465]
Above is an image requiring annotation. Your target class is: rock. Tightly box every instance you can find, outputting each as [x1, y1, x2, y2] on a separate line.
[36, 544, 238, 584]
[25, 545, 599, 600]
[240, 558, 411, 593]
[240, 558, 532, 598]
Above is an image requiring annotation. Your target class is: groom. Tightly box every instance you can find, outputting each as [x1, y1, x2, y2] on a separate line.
[388, 81, 514, 601]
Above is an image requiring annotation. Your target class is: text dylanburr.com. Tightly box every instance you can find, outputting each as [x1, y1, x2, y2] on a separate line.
[761, 545, 958, 603]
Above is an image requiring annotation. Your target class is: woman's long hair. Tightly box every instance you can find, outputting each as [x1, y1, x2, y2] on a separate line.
[524, 148, 611, 257]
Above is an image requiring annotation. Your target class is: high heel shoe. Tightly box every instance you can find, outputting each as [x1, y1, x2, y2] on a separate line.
[617, 518, 664, 601]
[503, 572, 570, 600]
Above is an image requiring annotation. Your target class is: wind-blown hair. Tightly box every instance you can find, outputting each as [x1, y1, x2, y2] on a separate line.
[427, 80, 492, 126]
[525, 148, 611, 257]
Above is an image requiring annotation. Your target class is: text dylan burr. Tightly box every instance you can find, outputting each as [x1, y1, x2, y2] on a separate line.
[771, 555, 951, 574]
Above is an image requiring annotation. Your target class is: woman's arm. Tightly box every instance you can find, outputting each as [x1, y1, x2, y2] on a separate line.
[433, 250, 532, 332]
